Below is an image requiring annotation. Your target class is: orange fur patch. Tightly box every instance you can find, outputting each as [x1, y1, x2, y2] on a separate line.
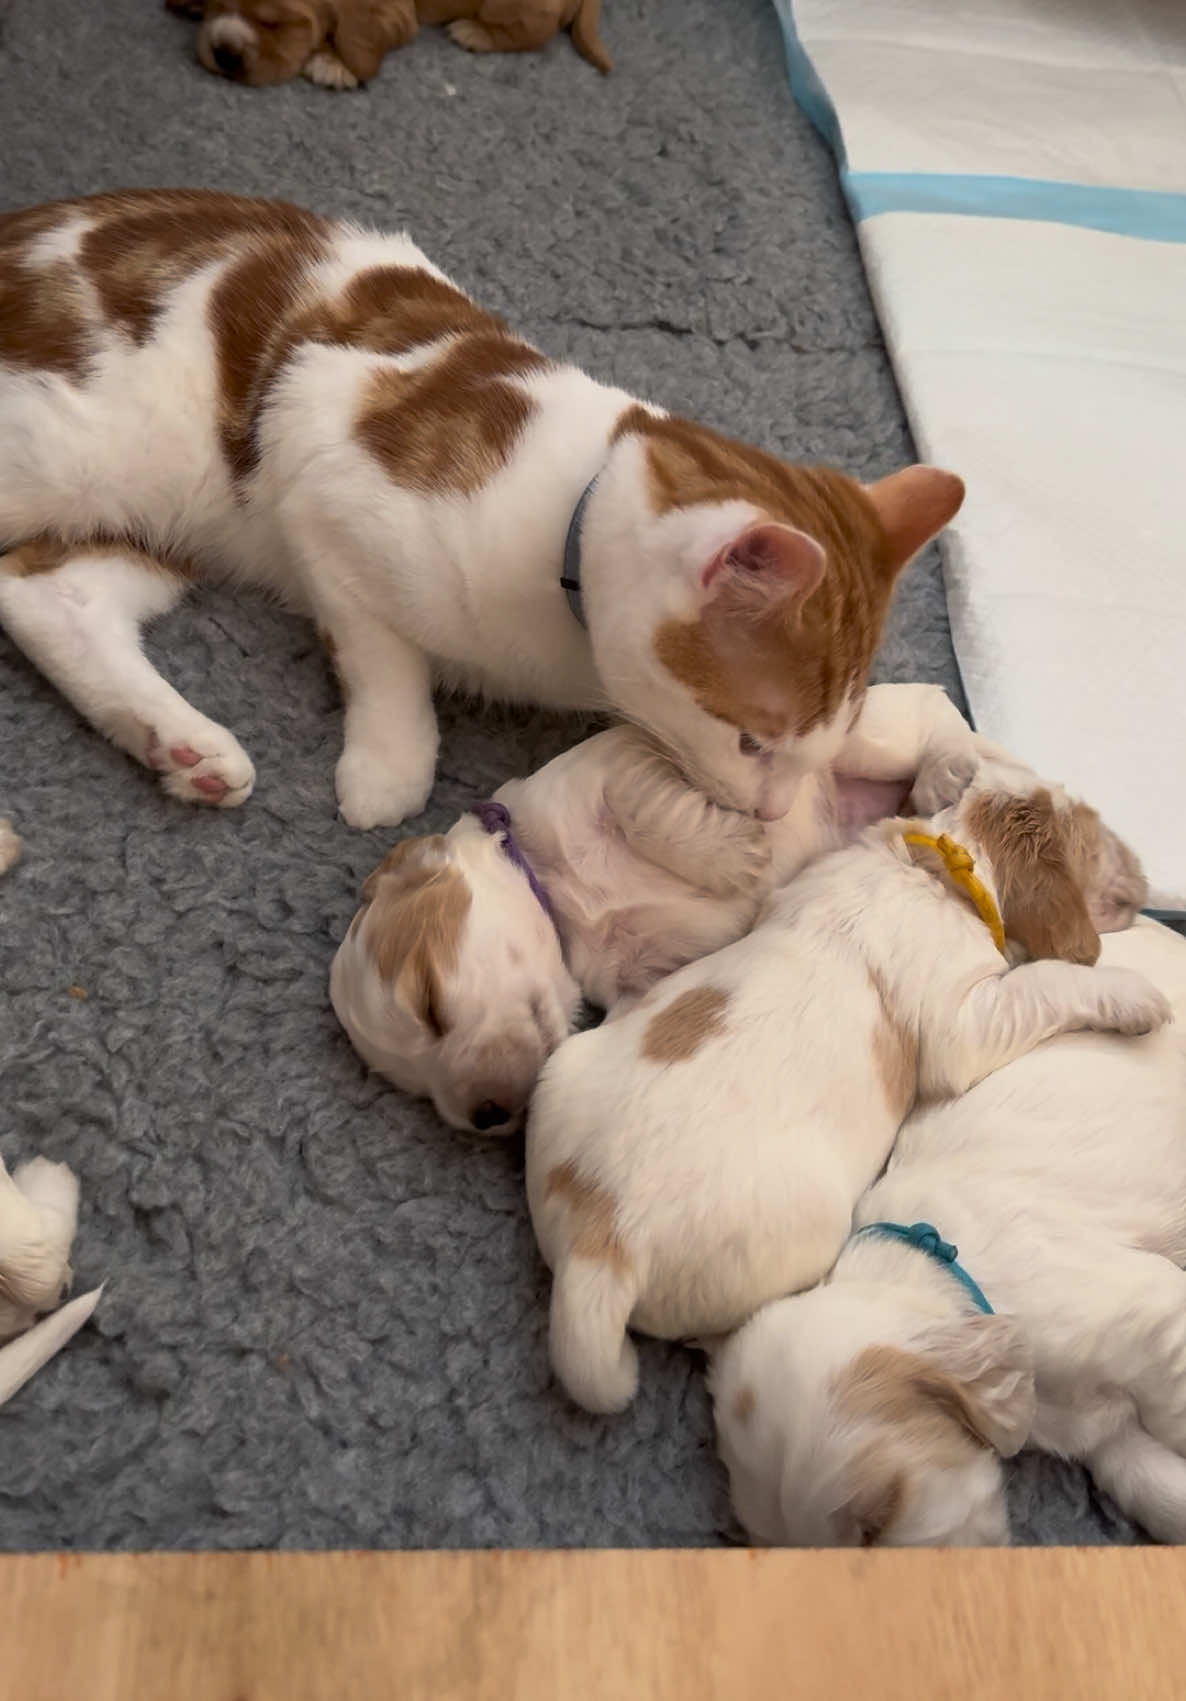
[614, 407, 904, 736]
[641, 984, 730, 1063]
[358, 331, 548, 497]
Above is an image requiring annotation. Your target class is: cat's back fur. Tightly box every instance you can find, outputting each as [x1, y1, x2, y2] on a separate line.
[0, 189, 963, 827]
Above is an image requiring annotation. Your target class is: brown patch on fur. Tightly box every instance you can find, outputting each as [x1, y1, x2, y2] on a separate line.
[641, 984, 730, 1063]
[866, 964, 918, 1122]
[358, 331, 548, 496]
[360, 837, 471, 1033]
[616, 408, 904, 736]
[732, 1386, 756, 1425]
[0, 203, 92, 379]
[74, 191, 329, 346]
[207, 228, 329, 478]
[2, 532, 193, 581]
[965, 789, 1101, 965]
[545, 1161, 629, 1272]
[836, 1345, 992, 1465]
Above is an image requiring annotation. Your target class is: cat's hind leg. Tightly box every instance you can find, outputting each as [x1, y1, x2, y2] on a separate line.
[0, 542, 255, 807]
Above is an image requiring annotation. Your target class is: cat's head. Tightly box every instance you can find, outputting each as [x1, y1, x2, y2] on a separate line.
[584, 408, 964, 820]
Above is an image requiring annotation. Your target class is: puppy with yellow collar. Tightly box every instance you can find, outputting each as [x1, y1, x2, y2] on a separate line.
[526, 754, 1162, 1412]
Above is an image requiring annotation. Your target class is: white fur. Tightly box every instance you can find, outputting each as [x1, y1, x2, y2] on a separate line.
[0, 1155, 80, 1342]
[525, 761, 1169, 1412]
[1, 195, 954, 825]
[330, 683, 977, 1129]
[710, 918, 1186, 1547]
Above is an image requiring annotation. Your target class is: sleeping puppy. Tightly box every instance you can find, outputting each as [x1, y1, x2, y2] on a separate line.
[709, 915, 1186, 1548]
[525, 756, 1161, 1412]
[170, 0, 610, 89]
[330, 683, 981, 1134]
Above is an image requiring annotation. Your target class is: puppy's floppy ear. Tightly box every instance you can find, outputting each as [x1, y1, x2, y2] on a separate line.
[1067, 801, 1148, 934]
[329, 0, 417, 81]
[966, 788, 1101, 964]
[361, 834, 450, 904]
[908, 1315, 1035, 1458]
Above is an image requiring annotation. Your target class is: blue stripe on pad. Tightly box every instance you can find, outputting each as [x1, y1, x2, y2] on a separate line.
[848, 174, 1186, 244]
[773, 0, 1186, 244]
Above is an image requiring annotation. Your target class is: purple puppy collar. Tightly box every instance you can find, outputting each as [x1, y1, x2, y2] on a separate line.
[471, 801, 556, 923]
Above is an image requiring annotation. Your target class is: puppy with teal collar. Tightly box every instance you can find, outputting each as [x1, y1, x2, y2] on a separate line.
[709, 916, 1186, 1548]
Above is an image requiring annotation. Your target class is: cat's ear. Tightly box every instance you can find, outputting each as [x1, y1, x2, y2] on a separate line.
[865, 467, 965, 572]
[700, 522, 826, 614]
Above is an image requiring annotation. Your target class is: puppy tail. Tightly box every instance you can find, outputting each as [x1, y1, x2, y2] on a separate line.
[549, 1256, 638, 1413]
[571, 0, 612, 73]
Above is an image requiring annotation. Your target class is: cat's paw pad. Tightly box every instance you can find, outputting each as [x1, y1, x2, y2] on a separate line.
[1092, 968, 1173, 1037]
[335, 746, 434, 830]
[909, 744, 979, 816]
[145, 722, 255, 808]
[302, 48, 359, 88]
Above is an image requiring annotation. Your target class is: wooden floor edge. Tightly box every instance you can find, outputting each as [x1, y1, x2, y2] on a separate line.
[1, 1546, 1185, 1701]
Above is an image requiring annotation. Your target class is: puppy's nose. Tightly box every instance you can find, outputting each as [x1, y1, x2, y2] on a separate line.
[212, 39, 245, 75]
[471, 1100, 513, 1132]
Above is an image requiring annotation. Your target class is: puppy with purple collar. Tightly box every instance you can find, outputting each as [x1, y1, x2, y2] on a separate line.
[330, 683, 984, 1133]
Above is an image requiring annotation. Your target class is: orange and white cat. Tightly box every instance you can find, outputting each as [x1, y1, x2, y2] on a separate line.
[0, 190, 964, 828]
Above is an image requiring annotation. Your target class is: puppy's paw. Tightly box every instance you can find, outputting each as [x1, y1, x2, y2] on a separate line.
[0, 818, 20, 875]
[335, 745, 435, 830]
[303, 48, 360, 89]
[448, 20, 498, 53]
[12, 1158, 79, 1232]
[1090, 968, 1173, 1037]
[910, 744, 978, 816]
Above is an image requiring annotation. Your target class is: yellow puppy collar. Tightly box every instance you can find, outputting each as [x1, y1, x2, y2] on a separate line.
[902, 831, 1007, 956]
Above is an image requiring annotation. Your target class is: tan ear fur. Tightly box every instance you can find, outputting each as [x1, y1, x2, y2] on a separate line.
[966, 788, 1102, 964]
[837, 1320, 1034, 1467]
[358, 838, 471, 1036]
[865, 466, 965, 573]
[329, 0, 417, 80]
[1066, 800, 1148, 933]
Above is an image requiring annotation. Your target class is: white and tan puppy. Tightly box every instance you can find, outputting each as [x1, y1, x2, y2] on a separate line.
[330, 683, 979, 1132]
[710, 916, 1186, 1548]
[526, 759, 1161, 1413]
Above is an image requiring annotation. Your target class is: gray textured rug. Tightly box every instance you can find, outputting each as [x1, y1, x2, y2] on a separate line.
[0, 0, 1137, 1547]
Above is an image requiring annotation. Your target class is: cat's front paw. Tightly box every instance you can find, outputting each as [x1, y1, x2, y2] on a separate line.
[335, 746, 435, 830]
[1089, 967, 1173, 1037]
[144, 718, 255, 808]
[909, 743, 979, 816]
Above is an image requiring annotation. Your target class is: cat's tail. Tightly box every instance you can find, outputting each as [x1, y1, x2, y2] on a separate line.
[571, 0, 612, 74]
[549, 1254, 639, 1413]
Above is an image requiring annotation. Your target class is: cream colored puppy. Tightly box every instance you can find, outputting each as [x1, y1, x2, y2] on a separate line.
[710, 917, 1186, 1548]
[526, 761, 1163, 1412]
[331, 683, 980, 1133]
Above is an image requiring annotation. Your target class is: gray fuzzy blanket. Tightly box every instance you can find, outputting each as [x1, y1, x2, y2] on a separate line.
[0, 0, 1138, 1547]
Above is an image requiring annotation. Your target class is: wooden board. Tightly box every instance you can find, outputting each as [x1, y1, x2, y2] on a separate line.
[1, 1547, 1182, 1701]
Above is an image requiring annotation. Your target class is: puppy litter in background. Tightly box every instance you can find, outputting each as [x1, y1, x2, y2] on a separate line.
[168, 0, 611, 89]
